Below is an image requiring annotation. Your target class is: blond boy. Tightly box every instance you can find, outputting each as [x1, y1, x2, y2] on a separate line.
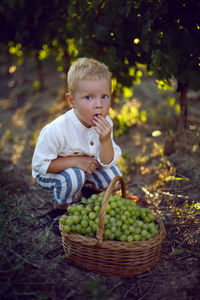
[32, 58, 122, 234]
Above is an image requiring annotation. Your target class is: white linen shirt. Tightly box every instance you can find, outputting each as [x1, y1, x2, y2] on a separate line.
[32, 109, 121, 178]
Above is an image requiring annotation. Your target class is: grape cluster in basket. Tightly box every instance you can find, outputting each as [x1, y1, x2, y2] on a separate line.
[59, 192, 159, 242]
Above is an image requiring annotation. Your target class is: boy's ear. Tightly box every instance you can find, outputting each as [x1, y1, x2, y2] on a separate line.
[65, 93, 75, 108]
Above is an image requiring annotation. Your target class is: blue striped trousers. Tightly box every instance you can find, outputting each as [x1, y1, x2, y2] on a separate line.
[36, 164, 122, 205]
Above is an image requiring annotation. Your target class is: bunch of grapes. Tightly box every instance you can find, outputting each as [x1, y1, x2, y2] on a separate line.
[59, 192, 159, 242]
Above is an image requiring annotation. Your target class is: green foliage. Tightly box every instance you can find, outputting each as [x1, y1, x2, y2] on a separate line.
[111, 99, 147, 137]
[175, 200, 200, 218]
[0, 0, 200, 132]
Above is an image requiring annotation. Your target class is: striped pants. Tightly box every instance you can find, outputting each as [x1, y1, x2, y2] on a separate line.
[36, 164, 122, 205]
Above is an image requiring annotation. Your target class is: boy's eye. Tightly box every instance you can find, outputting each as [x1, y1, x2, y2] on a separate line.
[102, 95, 108, 100]
[85, 96, 92, 100]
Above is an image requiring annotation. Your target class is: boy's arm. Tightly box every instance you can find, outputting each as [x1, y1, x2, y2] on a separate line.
[93, 115, 114, 165]
[47, 155, 100, 175]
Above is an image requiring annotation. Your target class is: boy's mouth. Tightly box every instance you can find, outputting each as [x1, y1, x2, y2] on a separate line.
[93, 113, 101, 119]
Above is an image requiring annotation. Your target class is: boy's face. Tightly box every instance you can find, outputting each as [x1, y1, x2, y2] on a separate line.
[67, 78, 111, 128]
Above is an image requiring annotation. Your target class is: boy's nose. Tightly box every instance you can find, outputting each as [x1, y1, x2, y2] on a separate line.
[94, 97, 102, 108]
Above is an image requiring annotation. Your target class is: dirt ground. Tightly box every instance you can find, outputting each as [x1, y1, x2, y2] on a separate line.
[0, 59, 199, 300]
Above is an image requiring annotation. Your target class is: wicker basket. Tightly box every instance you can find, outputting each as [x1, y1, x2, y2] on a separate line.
[59, 176, 166, 277]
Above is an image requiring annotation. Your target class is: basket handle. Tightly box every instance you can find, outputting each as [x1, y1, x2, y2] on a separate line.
[95, 176, 126, 246]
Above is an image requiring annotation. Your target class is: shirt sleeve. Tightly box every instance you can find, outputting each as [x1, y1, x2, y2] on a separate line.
[32, 123, 63, 177]
[96, 117, 121, 168]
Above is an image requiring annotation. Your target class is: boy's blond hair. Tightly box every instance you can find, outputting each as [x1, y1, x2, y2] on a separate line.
[67, 57, 111, 94]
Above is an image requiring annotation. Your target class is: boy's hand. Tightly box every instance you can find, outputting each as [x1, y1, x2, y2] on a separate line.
[76, 156, 100, 175]
[93, 115, 111, 143]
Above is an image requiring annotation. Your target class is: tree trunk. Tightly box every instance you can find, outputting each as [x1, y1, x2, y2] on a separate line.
[177, 83, 188, 135]
[174, 82, 188, 150]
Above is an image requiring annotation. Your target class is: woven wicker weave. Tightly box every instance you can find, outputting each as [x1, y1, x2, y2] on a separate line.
[59, 176, 166, 277]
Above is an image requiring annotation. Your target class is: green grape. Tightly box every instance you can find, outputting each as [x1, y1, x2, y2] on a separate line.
[111, 226, 117, 233]
[127, 205, 133, 212]
[72, 215, 80, 224]
[86, 226, 92, 234]
[81, 219, 88, 228]
[117, 200, 122, 207]
[131, 200, 137, 207]
[63, 192, 160, 243]
[110, 209, 115, 217]
[92, 223, 98, 232]
[59, 216, 66, 225]
[106, 223, 112, 229]
[110, 217, 116, 224]
[115, 207, 120, 214]
[94, 205, 100, 212]
[109, 232, 115, 240]
[91, 194, 98, 200]
[63, 224, 71, 232]
[104, 228, 111, 237]
[66, 216, 73, 226]
[67, 206, 73, 214]
[135, 209, 140, 217]
[115, 214, 121, 220]
[89, 212, 96, 220]
[81, 209, 87, 216]
[76, 204, 83, 212]
[95, 217, 99, 224]
[81, 227, 86, 234]
[71, 224, 76, 231]
[87, 198, 93, 205]
[148, 213, 155, 221]
[121, 206, 126, 212]
[115, 194, 122, 201]
[141, 229, 148, 238]
[104, 215, 110, 224]
[109, 196, 115, 202]
[81, 197, 87, 204]
[122, 224, 128, 231]
[125, 229, 130, 236]
[124, 211, 131, 218]
[75, 224, 81, 232]
[106, 204, 111, 213]
[128, 218, 134, 225]
[137, 220, 143, 227]
[142, 223, 148, 230]
[121, 215, 127, 222]
[127, 235, 133, 242]
[135, 227, 141, 234]
[146, 232, 152, 240]
[133, 234, 141, 241]
[116, 220, 122, 227]
[74, 210, 80, 216]
[129, 226, 135, 233]
[89, 220, 95, 227]
[143, 216, 150, 223]
[85, 206, 92, 213]
[115, 229, 121, 237]
[140, 207, 146, 216]
[110, 201, 117, 209]
[148, 223, 155, 231]
[120, 234, 127, 242]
